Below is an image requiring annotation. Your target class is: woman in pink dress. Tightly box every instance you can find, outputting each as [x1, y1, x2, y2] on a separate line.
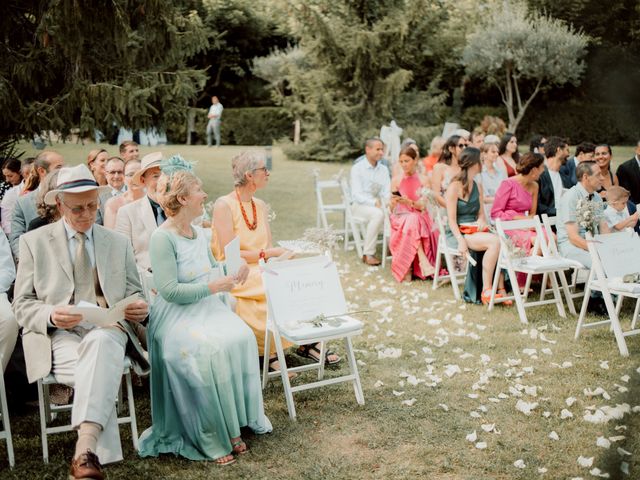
[389, 147, 439, 282]
[491, 152, 545, 287]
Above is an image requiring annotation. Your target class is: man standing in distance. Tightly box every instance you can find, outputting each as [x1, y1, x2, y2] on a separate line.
[206, 96, 224, 147]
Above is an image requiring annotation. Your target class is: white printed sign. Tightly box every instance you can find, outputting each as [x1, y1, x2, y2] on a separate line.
[263, 256, 347, 329]
[594, 231, 640, 278]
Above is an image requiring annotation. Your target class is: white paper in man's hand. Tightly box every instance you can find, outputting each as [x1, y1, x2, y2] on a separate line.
[70, 294, 141, 329]
[224, 236, 242, 276]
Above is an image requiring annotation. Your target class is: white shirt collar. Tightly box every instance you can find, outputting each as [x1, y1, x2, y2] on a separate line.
[63, 218, 94, 243]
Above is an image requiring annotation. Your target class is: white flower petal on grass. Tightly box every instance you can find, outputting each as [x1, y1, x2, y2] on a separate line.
[392, 390, 404, 396]
[481, 423, 495, 433]
[620, 462, 629, 475]
[444, 364, 461, 378]
[599, 360, 609, 370]
[548, 431, 560, 441]
[524, 385, 538, 396]
[513, 459, 526, 469]
[620, 374, 630, 383]
[583, 387, 611, 400]
[515, 399, 538, 415]
[560, 409, 574, 419]
[566, 396, 578, 407]
[401, 398, 417, 406]
[488, 397, 500, 403]
[470, 411, 482, 418]
[466, 430, 477, 442]
[386, 330, 395, 337]
[468, 393, 479, 399]
[577, 456, 594, 467]
[589, 467, 610, 478]
[617, 447, 632, 456]
[480, 354, 491, 364]
[498, 393, 509, 399]
[509, 386, 523, 397]
[475, 441, 487, 449]
[523, 348, 537, 356]
[538, 467, 548, 473]
[438, 403, 449, 412]
[541, 348, 553, 355]
[357, 359, 366, 366]
[374, 380, 384, 388]
[543, 411, 551, 418]
[459, 352, 473, 360]
[596, 436, 611, 449]
[477, 405, 488, 413]
[609, 435, 626, 442]
[539, 333, 556, 344]
[378, 347, 402, 359]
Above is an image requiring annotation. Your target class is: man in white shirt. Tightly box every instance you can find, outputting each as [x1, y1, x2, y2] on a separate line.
[349, 137, 390, 266]
[206, 96, 224, 147]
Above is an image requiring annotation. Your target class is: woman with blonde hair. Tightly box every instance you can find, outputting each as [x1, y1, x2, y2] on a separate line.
[139, 156, 271, 465]
[212, 150, 340, 369]
[87, 149, 109, 186]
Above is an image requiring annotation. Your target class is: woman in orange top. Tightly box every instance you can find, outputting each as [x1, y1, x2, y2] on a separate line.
[212, 151, 340, 370]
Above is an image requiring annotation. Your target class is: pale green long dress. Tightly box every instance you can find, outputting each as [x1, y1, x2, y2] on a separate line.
[138, 226, 272, 461]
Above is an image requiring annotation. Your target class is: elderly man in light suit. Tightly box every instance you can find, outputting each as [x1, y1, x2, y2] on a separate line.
[12, 164, 148, 480]
[115, 152, 165, 271]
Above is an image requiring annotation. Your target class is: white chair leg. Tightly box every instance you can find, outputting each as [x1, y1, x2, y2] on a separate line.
[317, 342, 326, 381]
[444, 252, 461, 300]
[125, 370, 139, 451]
[549, 272, 566, 318]
[432, 250, 442, 290]
[488, 263, 501, 310]
[575, 278, 593, 340]
[274, 336, 296, 420]
[262, 330, 272, 389]
[631, 298, 640, 329]
[539, 272, 548, 300]
[0, 377, 14, 468]
[344, 337, 364, 405]
[37, 379, 49, 464]
[558, 270, 577, 315]
[508, 268, 528, 323]
[602, 288, 629, 356]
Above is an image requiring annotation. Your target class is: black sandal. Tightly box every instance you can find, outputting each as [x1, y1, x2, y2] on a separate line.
[296, 343, 341, 365]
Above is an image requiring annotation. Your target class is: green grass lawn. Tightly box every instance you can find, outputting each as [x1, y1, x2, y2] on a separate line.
[1, 143, 639, 479]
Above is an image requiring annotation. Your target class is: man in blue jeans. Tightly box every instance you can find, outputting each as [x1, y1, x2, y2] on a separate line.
[206, 96, 223, 147]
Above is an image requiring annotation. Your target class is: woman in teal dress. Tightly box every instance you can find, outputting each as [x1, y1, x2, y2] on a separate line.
[445, 147, 506, 305]
[138, 160, 272, 466]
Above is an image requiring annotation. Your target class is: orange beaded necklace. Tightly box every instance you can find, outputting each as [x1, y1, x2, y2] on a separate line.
[236, 190, 258, 230]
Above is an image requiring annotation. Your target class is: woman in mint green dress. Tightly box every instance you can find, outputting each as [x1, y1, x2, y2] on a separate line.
[138, 163, 272, 466]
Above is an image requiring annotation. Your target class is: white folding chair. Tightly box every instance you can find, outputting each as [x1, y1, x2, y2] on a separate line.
[340, 178, 366, 257]
[0, 375, 14, 468]
[432, 210, 467, 300]
[313, 171, 347, 245]
[381, 203, 392, 268]
[539, 214, 587, 309]
[260, 254, 364, 420]
[489, 217, 578, 323]
[37, 357, 139, 463]
[575, 230, 640, 356]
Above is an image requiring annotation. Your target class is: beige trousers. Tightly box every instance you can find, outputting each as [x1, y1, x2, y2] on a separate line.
[0, 293, 18, 371]
[351, 203, 384, 256]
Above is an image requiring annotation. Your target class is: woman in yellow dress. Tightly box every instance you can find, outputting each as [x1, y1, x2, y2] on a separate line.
[212, 151, 340, 370]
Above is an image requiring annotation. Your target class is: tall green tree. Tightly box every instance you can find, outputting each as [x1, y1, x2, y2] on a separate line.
[0, 0, 210, 147]
[462, 1, 589, 133]
[253, 0, 449, 161]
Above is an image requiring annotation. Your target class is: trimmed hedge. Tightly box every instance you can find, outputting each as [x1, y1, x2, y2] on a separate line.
[166, 107, 294, 145]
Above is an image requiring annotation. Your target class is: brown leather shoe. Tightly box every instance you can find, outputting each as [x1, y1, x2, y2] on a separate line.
[362, 255, 381, 266]
[69, 450, 104, 480]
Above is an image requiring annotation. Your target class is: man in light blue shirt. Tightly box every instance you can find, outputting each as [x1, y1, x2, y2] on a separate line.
[557, 161, 610, 269]
[350, 137, 390, 265]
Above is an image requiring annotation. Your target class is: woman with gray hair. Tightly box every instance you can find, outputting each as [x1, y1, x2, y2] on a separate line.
[212, 150, 341, 371]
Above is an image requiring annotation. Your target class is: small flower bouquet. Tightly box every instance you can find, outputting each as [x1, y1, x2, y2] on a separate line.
[279, 226, 343, 254]
[503, 236, 527, 261]
[575, 198, 603, 235]
[419, 187, 440, 209]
